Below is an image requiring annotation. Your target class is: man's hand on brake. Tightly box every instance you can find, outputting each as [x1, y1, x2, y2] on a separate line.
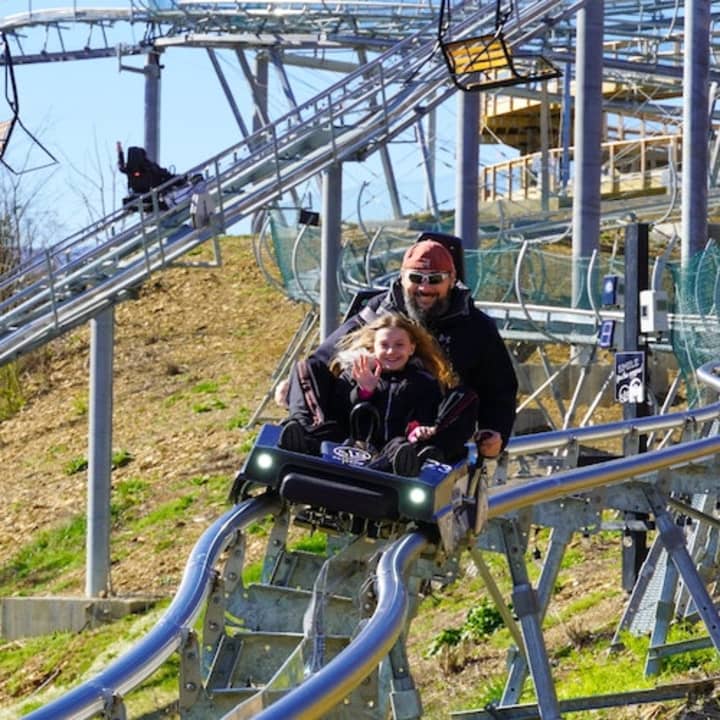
[274, 378, 290, 408]
[477, 429, 502, 459]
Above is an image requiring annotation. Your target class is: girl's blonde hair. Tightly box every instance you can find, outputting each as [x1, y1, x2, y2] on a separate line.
[330, 314, 457, 390]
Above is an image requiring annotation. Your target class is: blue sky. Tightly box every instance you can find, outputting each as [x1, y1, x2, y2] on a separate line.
[0, 1, 512, 246]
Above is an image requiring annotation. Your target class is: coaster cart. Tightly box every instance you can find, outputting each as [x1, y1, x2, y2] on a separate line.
[117, 143, 208, 218]
[231, 423, 489, 555]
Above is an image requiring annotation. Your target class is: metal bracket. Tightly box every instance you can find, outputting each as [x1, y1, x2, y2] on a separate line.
[179, 629, 203, 712]
[102, 691, 127, 720]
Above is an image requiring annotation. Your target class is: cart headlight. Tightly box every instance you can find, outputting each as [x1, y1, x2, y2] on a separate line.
[408, 486, 428, 505]
[256, 452, 274, 471]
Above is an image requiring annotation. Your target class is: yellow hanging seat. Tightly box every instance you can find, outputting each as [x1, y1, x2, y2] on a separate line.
[441, 31, 561, 92]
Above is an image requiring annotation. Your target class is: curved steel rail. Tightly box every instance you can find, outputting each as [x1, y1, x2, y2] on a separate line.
[504, 382, 720, 458]
[4, 0, 717, 74]
[252, 531, 429, 720]
[25, 493, 281, 720]
[491, 432, 720, 519]
[0, 2, 444, 61]
[493, 358, 720, 511]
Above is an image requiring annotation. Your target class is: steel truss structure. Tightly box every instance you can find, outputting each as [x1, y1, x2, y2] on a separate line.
[3, 1, 720, 719]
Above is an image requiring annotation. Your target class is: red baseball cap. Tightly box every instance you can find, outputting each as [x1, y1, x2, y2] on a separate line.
[402, 240, 455, 273]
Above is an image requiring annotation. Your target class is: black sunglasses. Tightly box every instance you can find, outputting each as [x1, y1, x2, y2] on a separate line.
[403, 270, 451, 285]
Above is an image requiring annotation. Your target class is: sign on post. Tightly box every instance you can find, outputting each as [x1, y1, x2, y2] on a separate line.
[615, 351, 645, 403]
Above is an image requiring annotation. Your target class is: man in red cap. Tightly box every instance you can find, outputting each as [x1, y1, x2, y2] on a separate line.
[279, 236, 517, 462]
[400, 239, 460, 325]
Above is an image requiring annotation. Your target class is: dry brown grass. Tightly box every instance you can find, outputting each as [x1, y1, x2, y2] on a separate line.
[0, 236, 306, 596]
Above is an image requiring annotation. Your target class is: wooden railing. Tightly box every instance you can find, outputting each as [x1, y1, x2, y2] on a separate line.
[480, 134, 682, 204]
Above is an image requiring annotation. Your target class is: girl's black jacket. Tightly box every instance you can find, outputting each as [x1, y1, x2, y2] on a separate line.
[331, 358, 443, 448]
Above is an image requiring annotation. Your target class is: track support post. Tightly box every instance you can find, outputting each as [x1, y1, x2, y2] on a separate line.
[502, 524, 572, 705]
[388, 637, 423, 720]
[645, 486, 720, 654]
[501, 520, 562, 720]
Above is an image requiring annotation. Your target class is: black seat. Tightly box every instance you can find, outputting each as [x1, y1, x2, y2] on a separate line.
[342, 288, 384, 322]
[123, 146, 176, 195]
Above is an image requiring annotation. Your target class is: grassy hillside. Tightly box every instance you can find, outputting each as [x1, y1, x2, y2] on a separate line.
[0, 235, 718, 718]
[0, 237, 305, 596]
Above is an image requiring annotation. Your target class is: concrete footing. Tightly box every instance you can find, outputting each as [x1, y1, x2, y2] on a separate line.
[0, 596, 160, 640]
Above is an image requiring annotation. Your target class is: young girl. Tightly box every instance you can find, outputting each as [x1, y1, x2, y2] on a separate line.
[280, 314, 476, 475]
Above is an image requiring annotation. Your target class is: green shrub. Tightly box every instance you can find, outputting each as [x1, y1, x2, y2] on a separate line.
[64, 455, 88, 475]
[463, 598, 506, 640]
[426, 598, 508, 669]
[0, 363, 23, 420]
[427, 627, 463, 657]
[111, 449, 133, 469]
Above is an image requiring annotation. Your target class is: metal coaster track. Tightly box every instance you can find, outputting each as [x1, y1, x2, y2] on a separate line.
[0, 1, 446, 63]
[24, 360, 720, 719]
[2, 0, 718, 71]
[0, 0, 575, 366]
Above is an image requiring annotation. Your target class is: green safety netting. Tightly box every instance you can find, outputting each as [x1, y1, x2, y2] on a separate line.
[667, 245, 720, 403]
[268, 214, 637, 311]
[268, 214, 323, 306]
[267, 213, 719, 401]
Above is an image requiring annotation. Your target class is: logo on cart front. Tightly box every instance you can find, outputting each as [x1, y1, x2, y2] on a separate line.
[333, 446, 373, 465]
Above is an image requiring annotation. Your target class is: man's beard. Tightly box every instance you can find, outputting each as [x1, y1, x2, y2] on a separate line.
[403, 288, 451, 325]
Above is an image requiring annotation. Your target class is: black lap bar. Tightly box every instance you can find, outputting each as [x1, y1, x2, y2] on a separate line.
[280, 472, 398, 520]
